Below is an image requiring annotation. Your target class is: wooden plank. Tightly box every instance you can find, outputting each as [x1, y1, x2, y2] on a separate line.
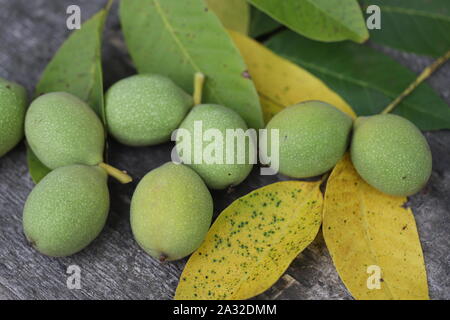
[0, 0, 449, 300]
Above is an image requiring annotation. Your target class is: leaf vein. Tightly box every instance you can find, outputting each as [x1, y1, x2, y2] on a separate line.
[303, 0, 364, 40]
[231, 183, 321, 299]
[284, 55, 448, 121]
[358, 189, 395, 299]
[382, 6, 450, 23]
[152, 0, 221, 102]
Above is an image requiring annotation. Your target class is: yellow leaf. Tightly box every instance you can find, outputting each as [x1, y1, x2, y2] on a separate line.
[229, 31, 357, 122]
[175, 180, 323, 300]
[323, 154, 429, 300]
[206, 0, 250, 34]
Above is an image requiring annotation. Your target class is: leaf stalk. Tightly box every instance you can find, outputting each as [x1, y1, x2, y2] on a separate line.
[381, 49, 450, 115]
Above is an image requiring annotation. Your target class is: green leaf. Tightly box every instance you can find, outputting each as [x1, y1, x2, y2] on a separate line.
[247, 0, 369, 43]
[249, 6, 281, 38]
[266, 30, 450, 130]
[26, 144, 51, 184]
[119, 0, 264, 129]
[35, 5, 109, 121]
[29, 3, 111, 184]
[206, 0, 250, 34]
[360, 0, 450, 58]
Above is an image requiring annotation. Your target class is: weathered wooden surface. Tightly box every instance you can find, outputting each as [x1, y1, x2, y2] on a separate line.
[0, 0, 449, 300]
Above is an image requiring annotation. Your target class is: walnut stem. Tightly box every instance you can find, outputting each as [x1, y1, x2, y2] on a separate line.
[193, 72, 206, 106]
[98, 162, 132, 184]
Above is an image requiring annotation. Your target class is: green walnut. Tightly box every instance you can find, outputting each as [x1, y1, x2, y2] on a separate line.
[25, 92, 105, 169]
[351, 114, 432, 196]
[23, 165, 110, 257]
[131, 162, 213, 261]
[0, 78, 27, 157]
[261, 101, 353, 178]
[105, 74, 194, 146]
[176, 104, 254, 190]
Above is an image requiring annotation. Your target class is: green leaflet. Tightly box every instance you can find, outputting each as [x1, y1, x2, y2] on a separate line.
[267, 30, 450, 130]
[248, 0, 369, 43]
[361, 0, 450, 57]
[35, 5, 109, 121]
[249, 6, 281, 38]
[28, 3, 110, 184]
[119, 0, 264, 129]
[26, 143, 51, 184]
